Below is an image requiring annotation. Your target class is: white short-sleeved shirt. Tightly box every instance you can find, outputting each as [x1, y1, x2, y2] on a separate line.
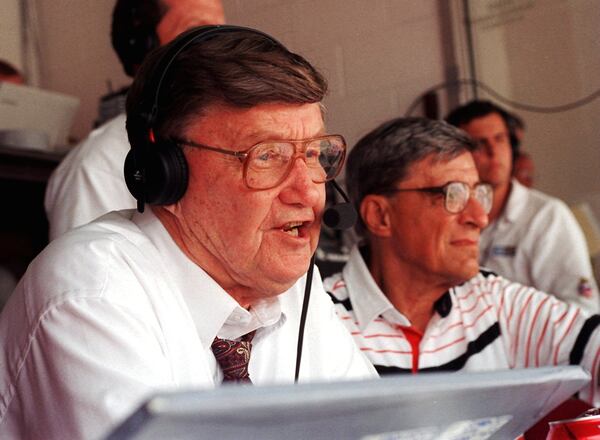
[324, 246, 600, 406]
[0, 210, 375, 439]
[480, 179, 599, 314]
[44, 114, 136, 240]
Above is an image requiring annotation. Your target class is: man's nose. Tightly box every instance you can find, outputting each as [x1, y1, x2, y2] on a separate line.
[460, 195, 489, 229]
[483, 142, 495, 157]
[278, 158, 322, 206]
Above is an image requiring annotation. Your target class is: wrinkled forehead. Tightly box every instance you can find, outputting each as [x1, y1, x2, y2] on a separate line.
[182, 102, 326, 148]
[401, 151, 478, 186]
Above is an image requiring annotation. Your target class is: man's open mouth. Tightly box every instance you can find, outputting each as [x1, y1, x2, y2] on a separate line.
[282, 221, 304, 237]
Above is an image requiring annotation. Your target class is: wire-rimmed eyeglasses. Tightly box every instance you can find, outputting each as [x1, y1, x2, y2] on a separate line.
[175, 135, 347, 190]
[389, 181, 493, 214]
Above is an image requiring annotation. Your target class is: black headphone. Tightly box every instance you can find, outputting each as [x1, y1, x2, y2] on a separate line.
[124, 25, 285, 213]
[124, 25, 357, 384]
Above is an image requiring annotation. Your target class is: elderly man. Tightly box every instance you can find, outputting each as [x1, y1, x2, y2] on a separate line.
[45, 0, 226, 240]
[0, 26, 375, 439]
[446, 100, 599, 314]
[324, 117, 600, 405]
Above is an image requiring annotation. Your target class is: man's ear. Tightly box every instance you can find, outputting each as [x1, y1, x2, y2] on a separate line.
[360, 195, 393, 238]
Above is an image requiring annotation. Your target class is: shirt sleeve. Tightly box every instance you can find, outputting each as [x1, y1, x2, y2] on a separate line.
[496, 277, 600, 405]
[0, 297, 175, 440]
[527, 200, 599, 313]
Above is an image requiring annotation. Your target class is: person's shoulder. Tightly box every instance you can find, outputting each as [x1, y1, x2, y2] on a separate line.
[87, 113, 128, 140]
[467, 269, 548, 301]
[509, 185, 574, 233]
[520, 185, 568, 212]
[75, 114, 129, 160]
[49, 114, 129, 181]
[30, 211, 145, 288]
[13, 211, 154, 324]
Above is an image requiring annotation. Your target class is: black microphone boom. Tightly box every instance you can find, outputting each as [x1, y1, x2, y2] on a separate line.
[323, 202, 357, 230]
[323, 180, 357, 230]
[296, 179, 355, 382]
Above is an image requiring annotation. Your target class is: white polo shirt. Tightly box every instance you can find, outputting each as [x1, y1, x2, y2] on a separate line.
[44, 114, 136, 240]
[480, 179, 599, 314]
[324, 246, 600, 406]
[0, 210, 375, 440]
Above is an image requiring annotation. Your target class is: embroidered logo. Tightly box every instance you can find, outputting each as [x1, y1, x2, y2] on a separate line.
[577, 277, 593, 298]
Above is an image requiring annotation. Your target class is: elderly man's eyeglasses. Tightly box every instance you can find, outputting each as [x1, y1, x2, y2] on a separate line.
[391, 182, 493, 214]
[176, 135, 347, 190]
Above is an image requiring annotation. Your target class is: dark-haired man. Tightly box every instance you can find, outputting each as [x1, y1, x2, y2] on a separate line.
[45, 0, 225, 240]
[446, 100, 598, 313]
[1, 26, 375, 439]
[325, 117, 599, 405]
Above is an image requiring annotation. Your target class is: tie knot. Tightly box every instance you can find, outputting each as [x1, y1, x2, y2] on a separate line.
[211, 331, 256, 383]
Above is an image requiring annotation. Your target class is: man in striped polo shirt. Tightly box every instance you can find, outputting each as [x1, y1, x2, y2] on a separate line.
[324, 117, 600, 406]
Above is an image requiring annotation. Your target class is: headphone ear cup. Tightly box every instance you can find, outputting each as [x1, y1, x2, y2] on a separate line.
[124, 148, 144, 202]
[124, 139, 189, 206]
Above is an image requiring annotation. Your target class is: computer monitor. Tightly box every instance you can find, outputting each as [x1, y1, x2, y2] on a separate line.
[106, 366, 590, 440]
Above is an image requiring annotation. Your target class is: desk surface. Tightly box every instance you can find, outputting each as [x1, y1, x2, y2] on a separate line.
[0, 144, 65, 182]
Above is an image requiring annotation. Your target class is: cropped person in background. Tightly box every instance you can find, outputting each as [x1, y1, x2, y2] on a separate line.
[325, 117, 600, 406]
[502, 109, 535, 188]
[0, 25, 375, 439]
[513, 151, 535, 188]
[44, 0, 225, 240]
[446, 100, 599, 313]
[0, 60, 24, 85]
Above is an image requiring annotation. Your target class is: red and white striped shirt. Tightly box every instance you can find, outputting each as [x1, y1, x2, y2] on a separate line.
[323, 246, 600, 406]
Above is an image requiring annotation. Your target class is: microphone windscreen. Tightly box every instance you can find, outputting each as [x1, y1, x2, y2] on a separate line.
[323, 202, 357, 230]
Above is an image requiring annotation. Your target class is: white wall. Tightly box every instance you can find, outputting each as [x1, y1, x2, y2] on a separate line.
[0, 0, 22, 70]
[462, 0, 600, 204]
[14, 0, 598, 205]
[222, 0, 446, 156]
[27, 0, 446, 153]
[33, 0, 130, 141]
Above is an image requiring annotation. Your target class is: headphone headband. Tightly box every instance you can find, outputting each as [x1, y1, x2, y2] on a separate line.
[144, 24, 285, 128]
[125, 25, 286, 212]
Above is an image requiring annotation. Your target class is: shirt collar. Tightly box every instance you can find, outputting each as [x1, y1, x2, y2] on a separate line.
[433, 291, 452, 317]
[343, 245, 410, 331]
[132, 209, 283, 346]
[344, 245, 454, 329]
[501, 178, 527, 223]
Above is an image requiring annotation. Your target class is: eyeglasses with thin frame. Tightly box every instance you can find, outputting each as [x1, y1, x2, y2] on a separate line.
[175, 135, 347, 190]
[388, 181, 493, 214]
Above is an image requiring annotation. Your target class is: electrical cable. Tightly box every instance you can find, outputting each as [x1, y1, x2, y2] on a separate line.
[294, 253, 316, 383]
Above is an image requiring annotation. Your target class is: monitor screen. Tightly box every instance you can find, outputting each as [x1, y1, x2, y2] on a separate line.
[105, 366, 590, 440]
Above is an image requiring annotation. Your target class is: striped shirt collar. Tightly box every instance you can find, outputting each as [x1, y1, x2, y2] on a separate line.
[343, 246, 410, 331]
[343, 245, 453, 331]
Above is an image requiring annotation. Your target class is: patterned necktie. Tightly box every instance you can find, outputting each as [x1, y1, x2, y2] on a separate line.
[211, 331, 256, 383]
